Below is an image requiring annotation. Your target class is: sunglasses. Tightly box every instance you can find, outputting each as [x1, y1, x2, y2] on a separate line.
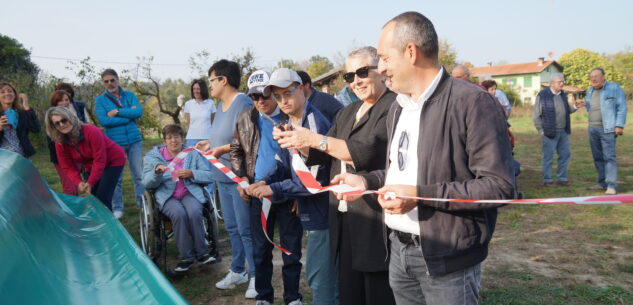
[249, 93, 270, 102]
[343, 66, 377, 83]
[53, 118, 70, 128]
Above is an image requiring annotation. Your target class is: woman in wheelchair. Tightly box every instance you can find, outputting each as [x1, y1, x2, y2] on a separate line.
[142, 124, 216, 272]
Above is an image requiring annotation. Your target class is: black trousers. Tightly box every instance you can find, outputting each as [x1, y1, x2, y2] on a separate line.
[338, 213, 396, 305]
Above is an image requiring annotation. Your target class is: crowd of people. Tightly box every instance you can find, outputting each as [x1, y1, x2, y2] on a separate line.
[0, 10, 628, 305]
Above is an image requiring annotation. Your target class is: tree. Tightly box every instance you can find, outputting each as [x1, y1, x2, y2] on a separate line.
[130, 56, 181, 126]
[306, 55, 334, 79]
[275, 59, 301, 71]
[438, 39, 458, 72]
[609, 46, 633, 99]
[65, 57, 104, 124]
[188, 49, 212, 78]
[558, 49, 625, 90]
[0, 34, 39, 82]
[231, 48, 258, 92]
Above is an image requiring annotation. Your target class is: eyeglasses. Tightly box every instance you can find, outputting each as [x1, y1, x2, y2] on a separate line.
[272, 85, 300, 102]
[343, 66, 378, 83]
[103, 79, 117, 84]
[249, 93, 270, 102]
[164, 135, 182, 141]
[208, 76, 224, 84]
[397, 130, 408, 171]
[52, 118, 70, 128]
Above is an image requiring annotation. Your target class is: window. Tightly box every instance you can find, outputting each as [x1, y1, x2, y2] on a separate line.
[524, 76, 532, 87]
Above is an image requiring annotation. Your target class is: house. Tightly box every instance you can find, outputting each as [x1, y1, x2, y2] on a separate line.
[312, 66, 343, 93]
[471, 58, 564, 105]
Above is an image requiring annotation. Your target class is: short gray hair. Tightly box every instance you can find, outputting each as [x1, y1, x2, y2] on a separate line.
[550, 73, 565, 82]
[452, 64, 470, 77]
[45, 106, 83, 143]
[347, 46, 379, 66]
[385, 11, 438, 59]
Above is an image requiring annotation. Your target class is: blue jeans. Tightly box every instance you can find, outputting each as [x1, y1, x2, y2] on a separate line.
[217, 182, 255, 277]
[88, 166, 124, 211]
[113, 140, 144, 211]
[388, 232, 481, 305]
[306, 229, 339, 305]
[250, 198, 303, 304]
[589, 126, 618, 188]
[540, 131, 571, 183]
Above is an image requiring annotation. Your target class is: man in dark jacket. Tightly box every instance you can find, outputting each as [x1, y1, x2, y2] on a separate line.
[248, 68, 337, 305]
[229, 70, 303, 305]
[297, 71, 344, 124]
[334, 12, 514, 305]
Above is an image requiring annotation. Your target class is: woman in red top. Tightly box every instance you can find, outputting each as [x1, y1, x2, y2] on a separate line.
[44, 106, 126, 211]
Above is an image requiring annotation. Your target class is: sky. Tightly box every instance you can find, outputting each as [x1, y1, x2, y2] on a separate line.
[1, 0, 632, 82]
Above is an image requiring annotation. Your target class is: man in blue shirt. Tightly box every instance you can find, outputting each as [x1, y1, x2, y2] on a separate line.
[583, 67, 627, 195]
[95, 69, 144, 219]
[230, 70, 303, 305]
[297, 71, 344, 123]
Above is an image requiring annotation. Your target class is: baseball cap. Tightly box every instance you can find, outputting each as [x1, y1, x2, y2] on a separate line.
[246, 70, 271, 95]
[263, 68, 303, 96]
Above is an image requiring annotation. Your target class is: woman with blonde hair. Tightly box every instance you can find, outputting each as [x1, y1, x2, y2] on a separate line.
[0, 81, 40, 157]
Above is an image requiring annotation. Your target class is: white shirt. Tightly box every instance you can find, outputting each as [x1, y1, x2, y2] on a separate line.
[184, 99, 217, 139]
[384, 68, 444, 235]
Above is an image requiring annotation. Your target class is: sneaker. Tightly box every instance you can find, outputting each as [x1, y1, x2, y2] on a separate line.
[245, 277, 257, 299]
[556, 181, 572, 187]
[215, 270, 248, 289]
[587, 184, 607, 190]
[288, 299, 303, 305]
[113, 210, 123, 219]
[197, 253, 217, 266]
[173, 259, 194, 272]
[605, 187, 617, 195]
[255, 301, 272, 305]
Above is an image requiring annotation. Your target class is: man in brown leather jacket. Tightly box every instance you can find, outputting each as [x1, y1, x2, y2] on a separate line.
[229, 70, 304, 305]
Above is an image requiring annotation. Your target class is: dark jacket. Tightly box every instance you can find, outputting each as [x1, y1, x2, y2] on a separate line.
[306, 90, 396, 272]
[264, 104, 332, 230]
[0, 108, 40, 158]
[48, 101, 88, 163]
[363, 70, 514, 276]
[307, 89, 344, 124]
[230, 106, 289, 182]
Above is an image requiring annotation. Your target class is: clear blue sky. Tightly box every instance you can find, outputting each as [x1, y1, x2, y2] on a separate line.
[1, 0, 631, 81]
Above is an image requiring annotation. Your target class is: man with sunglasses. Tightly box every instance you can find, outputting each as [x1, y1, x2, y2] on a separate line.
[333, 12, 514, 305]
[248, 68, 338, 305]
[95, 68, 144, 220]
[296, 71, 343, 124]
[229, 70, 303, 305]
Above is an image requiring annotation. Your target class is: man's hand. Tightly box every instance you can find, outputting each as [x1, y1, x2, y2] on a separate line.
[237, 177, 251, 201]
[276, 125, 318, 149]
[175, 169, 193, 179]
[377, 185, 418, 214]
[107, 109, 119, 117]
[194, 140, 211, 152]
[210, 145, 228, 158]
[250, 185, 274, 199]
[330, 173, 367, 202]
[574, 100, 586, 108]
[615, 127, 624, 136]
[18, 93, 30, 110]
[155, 164, 167, 174]
[246, 181, 266, 196]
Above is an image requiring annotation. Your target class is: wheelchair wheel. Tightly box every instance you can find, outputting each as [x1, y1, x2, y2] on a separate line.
[203, 188, 221, 261]
[139, 191, 164, 264]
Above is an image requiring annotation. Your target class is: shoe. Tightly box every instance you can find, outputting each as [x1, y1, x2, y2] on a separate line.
[288, 299, 303, 305]
[255, 301, 272, 305]
[587, 184, 607, 190]
[197, 253, 217, 266]
[113, 210, 123, 219]
[215, 270, 248, 289]
[556, 181, 572, 187]
[173, 259, 194, 272]
[605, 187, 617, 195]
[245, 277, 257, 299]
[542, 182, 554, 187]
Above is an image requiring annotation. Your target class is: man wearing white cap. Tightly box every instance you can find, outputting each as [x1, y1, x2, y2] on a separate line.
[248, 68, 338, 305]
[230, 70, 304, 305]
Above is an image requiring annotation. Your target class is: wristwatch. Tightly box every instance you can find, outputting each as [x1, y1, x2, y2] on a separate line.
[318, 135, 328, 151]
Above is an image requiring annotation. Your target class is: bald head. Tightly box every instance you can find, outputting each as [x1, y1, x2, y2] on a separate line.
[384, 11, 439, 61]
[451, 65, 470, 81]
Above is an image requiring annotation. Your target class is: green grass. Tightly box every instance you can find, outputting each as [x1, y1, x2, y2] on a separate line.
[30, 104, 633, 304]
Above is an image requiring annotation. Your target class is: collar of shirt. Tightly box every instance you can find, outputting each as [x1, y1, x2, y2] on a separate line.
[550, 88, 562, 96]
[259, 106, 280, 117]
[395, 67, 444, 110]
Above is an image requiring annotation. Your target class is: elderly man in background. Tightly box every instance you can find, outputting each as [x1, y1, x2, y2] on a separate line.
[275, 46, 397, 305]
[583, 67, 627, 195]
[533, 73, 583, 187]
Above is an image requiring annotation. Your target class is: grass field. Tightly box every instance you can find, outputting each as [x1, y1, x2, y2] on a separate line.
[31, 104, 633, 305]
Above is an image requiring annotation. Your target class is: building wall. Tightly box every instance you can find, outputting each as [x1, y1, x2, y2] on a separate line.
[490, 65, 562, 105]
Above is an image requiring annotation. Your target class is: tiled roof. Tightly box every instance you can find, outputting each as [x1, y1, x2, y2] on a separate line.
[471, 60, 563, 77]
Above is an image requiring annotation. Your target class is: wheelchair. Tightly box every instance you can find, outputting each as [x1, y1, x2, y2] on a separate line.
[139, 184, 222, 273]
